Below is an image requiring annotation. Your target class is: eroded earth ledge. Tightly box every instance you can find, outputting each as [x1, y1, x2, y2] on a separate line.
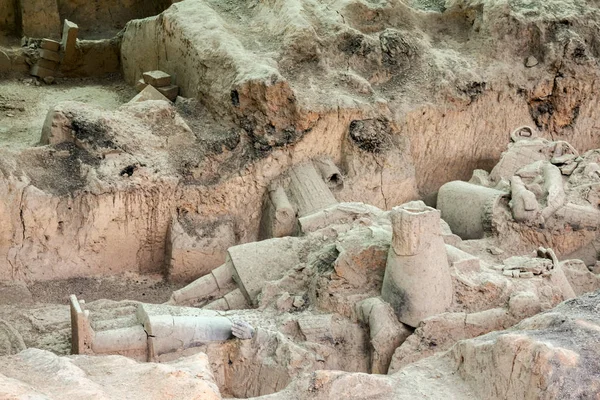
[0, 0, 599, 399]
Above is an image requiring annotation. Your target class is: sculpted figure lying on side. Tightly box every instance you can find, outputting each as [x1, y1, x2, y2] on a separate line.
[70, 295, 254, 361]
[438, 126, 600, 265]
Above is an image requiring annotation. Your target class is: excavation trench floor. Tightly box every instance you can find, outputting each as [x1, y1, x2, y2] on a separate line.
[0, 75, 136, 150]
[0, 274, 178, 305]
[0, 274, 180, 355]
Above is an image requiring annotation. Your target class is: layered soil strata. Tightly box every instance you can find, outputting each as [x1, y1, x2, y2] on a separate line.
[0, 0, 599, 399]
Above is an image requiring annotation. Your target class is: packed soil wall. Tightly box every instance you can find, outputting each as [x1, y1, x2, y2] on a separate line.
[57, 0, 173, 37]
[0, 0, 17, 35]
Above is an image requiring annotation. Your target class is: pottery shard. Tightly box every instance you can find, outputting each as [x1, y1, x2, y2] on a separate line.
[143, 70, 172, 87]
[382, 201, 453, 328]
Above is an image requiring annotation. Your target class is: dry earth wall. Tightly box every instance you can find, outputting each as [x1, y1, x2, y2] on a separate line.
[0, 0, 17, 35]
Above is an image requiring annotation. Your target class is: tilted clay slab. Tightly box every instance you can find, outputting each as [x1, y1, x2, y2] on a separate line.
[61, 19, 79, 65]
[228, 236, 304, 303]
[135, 78, 148, 92]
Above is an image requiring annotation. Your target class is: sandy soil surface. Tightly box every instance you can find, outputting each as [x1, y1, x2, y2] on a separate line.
[0, 273, 178, 306]
[0, 274, 180, 355]
[27, 274, 179, 304]
[0, 75, 136, 150]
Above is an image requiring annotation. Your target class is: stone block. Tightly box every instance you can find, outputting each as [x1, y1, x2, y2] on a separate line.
[30, 64, 55, 78]
[157, 85, 180, 101]
[37, 58, 58, 71]
[61, 19, 79, 65]
[39, 49, 61, 62]
[143, 70, 172, 87]
[41, 39, 60, 51]
[19, 0, 61, 39]
[129, 85, 170, 103]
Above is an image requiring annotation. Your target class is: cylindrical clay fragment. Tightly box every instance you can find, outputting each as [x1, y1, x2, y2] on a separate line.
[381, 201, 453, 327]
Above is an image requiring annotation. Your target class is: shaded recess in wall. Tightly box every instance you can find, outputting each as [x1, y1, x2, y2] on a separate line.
[0, 0, 18, 37]
[57, 0, 174, 39]
[0, 0, 174, 40]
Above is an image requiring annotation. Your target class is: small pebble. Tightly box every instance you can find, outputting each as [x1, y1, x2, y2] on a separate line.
[525, 56, 539, 68]
[293, 296, 305, 308]
[488, 246, 504, 255]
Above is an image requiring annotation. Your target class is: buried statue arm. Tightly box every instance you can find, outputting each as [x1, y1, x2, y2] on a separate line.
[232, 320, 255, 340]
[70, 295, 254, 361]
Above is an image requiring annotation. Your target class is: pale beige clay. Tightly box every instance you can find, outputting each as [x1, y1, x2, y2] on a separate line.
[0, 0, 599, 399]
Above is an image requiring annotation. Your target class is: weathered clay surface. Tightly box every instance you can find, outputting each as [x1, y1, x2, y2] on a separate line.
[248, 290, 600, 400]
[0, 0, 599, 399]
[0, 348, 221, 399]
[3, 291, 597, 399]
[121, 0, 600, 198]
[0, 0, 598, 282]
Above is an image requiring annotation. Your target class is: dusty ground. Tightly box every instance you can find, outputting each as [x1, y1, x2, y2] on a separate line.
[0, 75, 136, 149]
[27, 274, 178, 304]
[0, 273, 177, 305]
[0, 274, 179, 356]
